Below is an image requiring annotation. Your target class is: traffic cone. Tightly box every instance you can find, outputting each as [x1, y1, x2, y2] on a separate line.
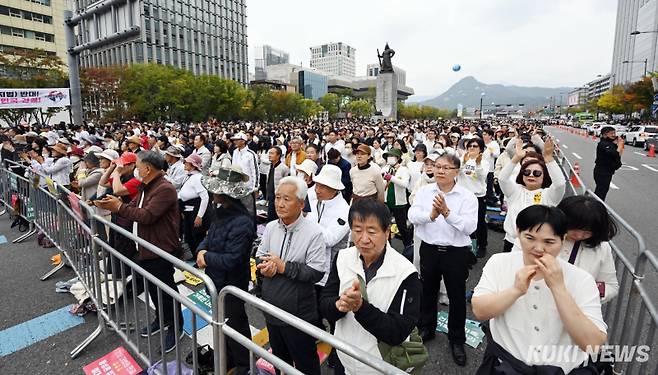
[570, 162, 581, 188]
[649, 144, 656, 158]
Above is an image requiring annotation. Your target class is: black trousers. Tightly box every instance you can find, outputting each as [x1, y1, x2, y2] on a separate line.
[267, 324, 321, 375]
[138, 257, 183, 327]
[259, 173, 268, 200]
[391, 204, 412, 247]
[471, 196, 488, 251]
[485, 172, 497, 204]
[182, 210, 204, 257]
[224, 293, 251, 372]
[267, 196, 278, 222]
[593, 168, 614, 201]
[419, 242, 469, 344]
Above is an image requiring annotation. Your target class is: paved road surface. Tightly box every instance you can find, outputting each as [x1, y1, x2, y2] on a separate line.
[547, 126, 657, 260]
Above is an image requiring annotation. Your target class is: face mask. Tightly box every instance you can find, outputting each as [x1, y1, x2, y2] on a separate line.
[133, 168, 143, 181]
[42, 151, 49, 158]
[387, 156, 397, 166]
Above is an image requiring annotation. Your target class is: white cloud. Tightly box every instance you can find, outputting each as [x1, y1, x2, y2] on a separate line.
[247, 0, 617, 96]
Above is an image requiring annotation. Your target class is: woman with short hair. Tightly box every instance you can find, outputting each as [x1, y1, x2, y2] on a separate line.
[473, 205, 607, 374]
[498, 137, 565, 252]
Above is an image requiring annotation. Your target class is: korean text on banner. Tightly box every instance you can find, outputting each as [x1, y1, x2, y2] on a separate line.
[0, 88, 71, 109]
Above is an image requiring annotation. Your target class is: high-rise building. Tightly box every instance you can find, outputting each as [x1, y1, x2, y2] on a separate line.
[75, 0, 249, 84]
[253, 44, 288, 80]
[366, 63, 406, 86]
[587, 74, 612, 99]
[611, 0, 658, 85]
[0, 0, 70, 70]
[309, 42, 355, 76]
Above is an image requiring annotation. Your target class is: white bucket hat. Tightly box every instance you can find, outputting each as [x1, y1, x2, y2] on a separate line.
[296, 159, 318, 177]
[312, 164, 345, 190]
[98, 149, 120, 162]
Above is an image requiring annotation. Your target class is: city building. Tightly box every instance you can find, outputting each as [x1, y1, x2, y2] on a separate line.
[75, 0, 249, 84]
[366, 63, 406, 87]
[610, 0, 658, 85]
[567, 87, 589, 107]
[0, 0, 69, 70]
[310, 42, 355, 76]
[587, 74, 612, 99]
[298, 70, 328, 100]
[253, 44, 288, 80]
[259, 62, 414, 102]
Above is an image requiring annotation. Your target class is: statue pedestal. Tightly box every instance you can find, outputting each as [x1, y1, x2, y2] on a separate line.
[375, 72, 398, 121]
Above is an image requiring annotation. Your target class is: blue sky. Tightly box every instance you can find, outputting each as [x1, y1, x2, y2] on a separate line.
[247, 0, 618, 96]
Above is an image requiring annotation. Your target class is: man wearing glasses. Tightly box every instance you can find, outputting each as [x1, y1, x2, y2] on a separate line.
[409, 151, 478, 367]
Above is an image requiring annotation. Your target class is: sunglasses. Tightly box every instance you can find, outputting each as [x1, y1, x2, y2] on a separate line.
[467, 144, 480, 149]
[522, 169, 543, 177]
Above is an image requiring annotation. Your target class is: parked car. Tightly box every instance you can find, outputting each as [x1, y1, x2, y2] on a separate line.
[588, 122, 606, 135]
[611, 124, 629, 138]
[644, 135, 658, 152]
[623, 125, 658, 147]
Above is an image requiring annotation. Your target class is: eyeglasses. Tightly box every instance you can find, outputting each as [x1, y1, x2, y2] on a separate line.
[434, 164, 459, 171]
[467, 144, 480, 149]
[522, 169, 543, 177]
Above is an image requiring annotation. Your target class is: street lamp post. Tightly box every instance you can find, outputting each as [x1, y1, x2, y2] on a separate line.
[479, 92, 485, 119]
[622, 58, 648, 77]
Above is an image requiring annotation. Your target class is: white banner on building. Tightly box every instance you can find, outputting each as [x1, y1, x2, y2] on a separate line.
[0, 88, 71, 109]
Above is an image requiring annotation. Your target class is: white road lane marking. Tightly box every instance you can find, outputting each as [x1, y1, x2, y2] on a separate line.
[634, 152, 646, 157]
[619, 165, 639, 171]
[562, 144, 568, 149]
[572, 152, 583, 160]
[642, 164, 658, 172]
[610, 183, 619, 190]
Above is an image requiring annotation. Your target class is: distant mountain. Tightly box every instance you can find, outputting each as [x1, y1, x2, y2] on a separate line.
[420, 76, 573, 110]
[406, 95, 435, 103]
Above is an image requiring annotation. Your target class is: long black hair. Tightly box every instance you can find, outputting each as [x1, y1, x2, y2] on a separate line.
[557, 196, 618, 248]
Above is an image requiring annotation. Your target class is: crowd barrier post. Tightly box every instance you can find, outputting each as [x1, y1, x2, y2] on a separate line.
[552, 144, 657, 373]
[218, 286, 408, 375]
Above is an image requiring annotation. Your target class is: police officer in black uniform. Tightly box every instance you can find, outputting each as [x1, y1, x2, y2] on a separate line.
[594, 126, 624, 201]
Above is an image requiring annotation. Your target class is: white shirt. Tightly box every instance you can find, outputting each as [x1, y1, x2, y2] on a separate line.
[408, 183, 478, 247]
[484, 140, 501, 173]
[407, 161, 424, 193]
[178, 171, 209, 218]
[42, 156, 72, 186]
[306, 190, 350, 286]
[474, 252, 607, 373]
[499, 160, 566, 242]
[457, 156, 489, 197]
[231, 146, 258, 191]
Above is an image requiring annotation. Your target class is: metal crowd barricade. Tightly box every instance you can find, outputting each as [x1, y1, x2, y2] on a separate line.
[553, 146, 657, 373]
[218, 286, 408, 375]
[0, 160, 38, 243]
[0, 163, 415, 375]
[0, 164, 222, 374]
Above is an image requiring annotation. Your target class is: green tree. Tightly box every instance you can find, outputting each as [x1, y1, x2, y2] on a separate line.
[626, 77, 654, 116]
[345, 99, 374, 118]
[80, 66, 124, 123]
[597, 86, 626, 115]
[319, 93, 340, 119]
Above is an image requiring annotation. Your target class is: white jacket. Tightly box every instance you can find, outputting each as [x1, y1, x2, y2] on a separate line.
[382, 164, 410, 206]
[499, 160, 566, 242]
[42, 156, 72, 186]
[334, 245, 417, 375]
[306, 189, 351, 286]
[457, 156, 488, 197]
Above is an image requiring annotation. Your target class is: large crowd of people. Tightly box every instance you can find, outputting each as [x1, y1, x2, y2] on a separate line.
[0, 118, 621, 374]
